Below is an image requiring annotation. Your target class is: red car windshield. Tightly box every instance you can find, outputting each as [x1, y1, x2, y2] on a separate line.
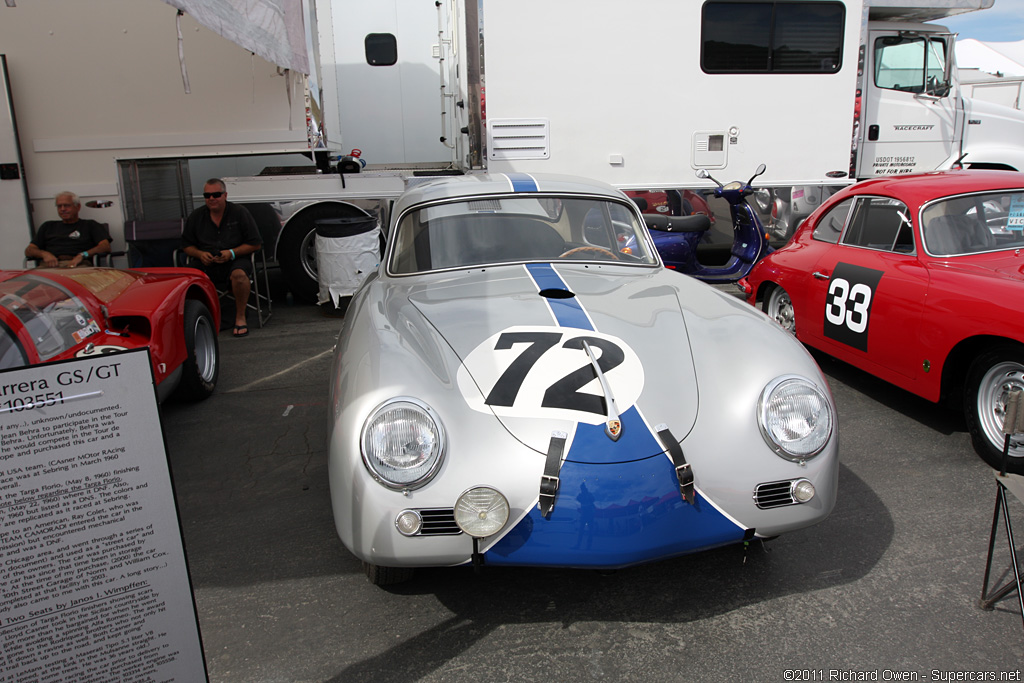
[0, 320, 28, 370]
[0, 274, 99, 364]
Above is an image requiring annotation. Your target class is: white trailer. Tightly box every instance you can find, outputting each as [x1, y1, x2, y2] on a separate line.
[3, 0, 1023, 298]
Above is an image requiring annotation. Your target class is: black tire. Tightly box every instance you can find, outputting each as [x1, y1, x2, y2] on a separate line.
[762, 285, 796, 334]
[175, 299, 219, 401]
[964, 343, 1024, 474]
[278, 203, 371, 304]
[241, 203, 282, 250]
[362, 561, 414, 586]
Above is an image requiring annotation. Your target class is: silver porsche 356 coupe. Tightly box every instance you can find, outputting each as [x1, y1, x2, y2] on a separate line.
[327, 173, 838, 585]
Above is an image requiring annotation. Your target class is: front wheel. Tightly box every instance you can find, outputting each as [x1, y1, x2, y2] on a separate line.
[763, 285, 796, 334]
[175, 299, 219, 401]
[965, 344, 1024, 474]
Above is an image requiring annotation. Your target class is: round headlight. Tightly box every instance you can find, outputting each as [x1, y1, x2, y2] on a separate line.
[361, 398, 445, 489]
[758, 376, 833, 460]
[454, 487, 510, 538]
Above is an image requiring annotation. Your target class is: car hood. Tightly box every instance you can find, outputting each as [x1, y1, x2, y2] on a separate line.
[406, 263, 698, 463]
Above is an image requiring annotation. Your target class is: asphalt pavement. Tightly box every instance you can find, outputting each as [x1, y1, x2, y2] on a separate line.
[159, 272, 1024, 682]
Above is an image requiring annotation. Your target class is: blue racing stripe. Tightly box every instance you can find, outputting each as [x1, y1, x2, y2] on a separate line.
[487, 452, 745, 568]
[525, 263, 592, 330]
[505, 172, 539, 193]
[489, 259, 748, 567]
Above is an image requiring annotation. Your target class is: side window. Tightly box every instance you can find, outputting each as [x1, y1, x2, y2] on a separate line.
[842, 197, 912, 252]
[365, 33, 398, 66]
[813, 198, 853, 244]
[874, 36, 950, 96]
[701, 1, 844, 74]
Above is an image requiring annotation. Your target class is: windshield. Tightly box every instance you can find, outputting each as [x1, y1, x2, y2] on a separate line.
[0, 274, 99, 362]
[389, 196, 659, 274]
[0, 320, 28, 370]
[921, 190, 1024, 256]
[874, 35, 950, 96]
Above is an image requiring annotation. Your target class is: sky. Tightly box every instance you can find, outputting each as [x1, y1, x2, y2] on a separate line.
[939, 0, 1024, 42]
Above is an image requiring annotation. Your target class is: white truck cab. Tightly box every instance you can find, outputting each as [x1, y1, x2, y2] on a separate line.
[858, 22, 1024, 176]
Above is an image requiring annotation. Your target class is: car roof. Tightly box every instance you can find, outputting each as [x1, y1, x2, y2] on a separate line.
[393, 173, 628, 216]
[838, 170, 1024, 205]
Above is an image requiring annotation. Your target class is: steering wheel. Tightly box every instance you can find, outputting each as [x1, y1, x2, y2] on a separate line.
[558, 246, 619, 260]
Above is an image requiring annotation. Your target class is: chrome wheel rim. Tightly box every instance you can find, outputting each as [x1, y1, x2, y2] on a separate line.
[193, 315, 217, 382]
[301, 229, 319, 281]
[977, 361, 1024, 457]
[767, 288, 795, 334]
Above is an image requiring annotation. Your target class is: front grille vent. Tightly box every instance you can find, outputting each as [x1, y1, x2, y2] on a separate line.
[417, 508, 462, 536]
[753, 480, 797, 509]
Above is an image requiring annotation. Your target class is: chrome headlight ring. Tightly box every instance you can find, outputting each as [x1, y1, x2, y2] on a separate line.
[757, 375, 834, 462]
[360, 397, 446, 490]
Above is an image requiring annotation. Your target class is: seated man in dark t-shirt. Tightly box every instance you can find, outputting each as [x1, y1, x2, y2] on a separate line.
[181, 178, 263, 338]
[25, 191, 111, 267]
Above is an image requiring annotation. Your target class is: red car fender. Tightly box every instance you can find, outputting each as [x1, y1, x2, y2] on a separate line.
[105, 273, 219, 383]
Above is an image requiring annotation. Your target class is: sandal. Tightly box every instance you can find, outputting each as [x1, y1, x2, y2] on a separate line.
[233, 325, 249, 338]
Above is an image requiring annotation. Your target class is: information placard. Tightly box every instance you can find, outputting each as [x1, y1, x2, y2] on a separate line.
[0, 349, 206, 682]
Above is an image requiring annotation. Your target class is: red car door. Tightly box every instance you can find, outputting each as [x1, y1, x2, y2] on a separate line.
[802, 196, 931, 386]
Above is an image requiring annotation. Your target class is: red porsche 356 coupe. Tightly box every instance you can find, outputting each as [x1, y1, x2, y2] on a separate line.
[741, 170, 1024, 473]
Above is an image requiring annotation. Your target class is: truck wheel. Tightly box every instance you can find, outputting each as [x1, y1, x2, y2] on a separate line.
[362, 561, 414, 586]
[175, 299, 219, 401]
[278, 216, 321, 303]
[965, 343, 1024, 474]
[763, 285, 796, 334]
[278, 204, 372, 304]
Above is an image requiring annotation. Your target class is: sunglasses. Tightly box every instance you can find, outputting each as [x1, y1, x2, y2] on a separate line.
[203, 192, 224, 199]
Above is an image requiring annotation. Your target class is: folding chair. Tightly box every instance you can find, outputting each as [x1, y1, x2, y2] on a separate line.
[124, 219, 185, 267]
[173, 248, 272, 328]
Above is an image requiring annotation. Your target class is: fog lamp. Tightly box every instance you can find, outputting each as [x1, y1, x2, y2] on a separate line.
[454, 487, 510, 538]
[792, 479, 816, 503]
[395, 509, 422, 536]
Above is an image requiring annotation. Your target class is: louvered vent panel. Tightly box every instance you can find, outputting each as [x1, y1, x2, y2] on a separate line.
[488, 118, 550, 160]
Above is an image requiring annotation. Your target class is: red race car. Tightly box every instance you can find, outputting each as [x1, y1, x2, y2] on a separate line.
[740, 170, 1024, 472]
[0, 266, 221, 402]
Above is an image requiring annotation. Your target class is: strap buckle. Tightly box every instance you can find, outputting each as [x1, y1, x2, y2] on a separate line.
[540, 475, 560, 497]
[538, 432, 567, 518]
[675, 463, 694, 504]
[538, 475, 560, 516]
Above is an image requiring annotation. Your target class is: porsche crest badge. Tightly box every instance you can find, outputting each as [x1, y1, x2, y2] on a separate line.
[605, 418, 622, 441]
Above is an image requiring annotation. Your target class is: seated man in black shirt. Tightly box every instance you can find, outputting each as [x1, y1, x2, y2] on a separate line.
[181, 178, 263, 338]
[25, 191, 111, 267]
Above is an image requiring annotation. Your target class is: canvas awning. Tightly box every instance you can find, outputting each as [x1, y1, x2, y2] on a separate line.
[160, 0, 310, 74]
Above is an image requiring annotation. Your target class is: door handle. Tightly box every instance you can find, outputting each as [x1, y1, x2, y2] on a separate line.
[812, 271, 829, 280]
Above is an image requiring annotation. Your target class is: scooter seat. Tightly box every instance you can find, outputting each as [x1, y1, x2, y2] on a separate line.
[644, 214, 712, 233]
